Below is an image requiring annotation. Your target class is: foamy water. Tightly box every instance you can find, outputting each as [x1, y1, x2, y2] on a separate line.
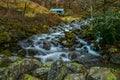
[18, 18, 100, 63]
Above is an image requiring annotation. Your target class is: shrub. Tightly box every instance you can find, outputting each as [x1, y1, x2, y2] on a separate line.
[91, 11, 120, 44]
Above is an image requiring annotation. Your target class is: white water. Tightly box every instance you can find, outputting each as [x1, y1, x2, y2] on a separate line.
[18, 18, 100, 63]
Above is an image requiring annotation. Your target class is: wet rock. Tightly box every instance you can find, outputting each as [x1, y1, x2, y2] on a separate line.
[17, 49, 26, 57]
[71, 55, 104, 68]
[62, 40, 70, 46]
[43, 41, 51, 50]
[110, 54, 120, 65]
[64, 73, 86, 80]
[86, 67, 117, 80]
[19, 74, 40, 80]
[0, 58, 41, 80]
[32, 67, 50, 80]
[68, 51, 82, 60]
[48, 60, 68, 80]
[75, 43, 83, 48]
[28, 49, 43, 57]
[51, 41, 59, 47]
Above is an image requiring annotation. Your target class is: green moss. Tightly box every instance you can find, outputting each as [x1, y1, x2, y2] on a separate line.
[5, 69, 9, 76]
[64, 31, 76, 46]
[23, 74, 40, 80]
[70, 63, 86, 73]
[0, 50, 13, 56]
[106, 73, 117, 80]
[10, 77, 13, 80]
[42, 62, 53, 67]
[0, 32, 10, 41]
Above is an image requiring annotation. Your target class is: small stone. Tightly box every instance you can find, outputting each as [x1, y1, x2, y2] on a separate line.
[110, 54, 120, 65]
[43, 41, 51, 50]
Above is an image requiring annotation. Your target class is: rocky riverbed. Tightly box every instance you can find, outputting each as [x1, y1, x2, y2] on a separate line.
[0, 19, 120, 80]
[0, 54, 119, 80]
[17, 19, 104, 67]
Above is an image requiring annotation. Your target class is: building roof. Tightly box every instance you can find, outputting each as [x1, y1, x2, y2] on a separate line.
[50, 8, 64, 11]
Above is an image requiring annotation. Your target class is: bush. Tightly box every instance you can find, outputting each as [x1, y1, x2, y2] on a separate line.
[91, 11, 120, 44]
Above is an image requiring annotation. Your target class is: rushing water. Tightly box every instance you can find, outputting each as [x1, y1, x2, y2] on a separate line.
[18, 19, 101, 63]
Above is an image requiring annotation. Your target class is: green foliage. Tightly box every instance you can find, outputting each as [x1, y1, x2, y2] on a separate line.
[0, 50, 13, 56]
[92, 11, 120, 44]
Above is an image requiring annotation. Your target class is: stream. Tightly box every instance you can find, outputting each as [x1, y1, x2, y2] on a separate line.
[17, 19, 104, 67]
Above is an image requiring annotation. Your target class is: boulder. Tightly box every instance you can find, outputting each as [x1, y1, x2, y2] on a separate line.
[48, 60, 68, 80]
[0, 58, 41, 80]
[41, 62, 53, 67]
[86, 67, 117, 80]
[66, 62, 86, 73]
[32, 67, 50, 80]
[43, 41, 51, 50]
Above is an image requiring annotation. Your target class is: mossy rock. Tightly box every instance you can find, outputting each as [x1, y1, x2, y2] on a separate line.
[0, 59, 41, 80]
[67, 62, 86, 73]
[0, 32, 11, 41]
[0, 49, 13, 56]
[87, 67, 117, 80]
[48, 60, 68, 80]
[61, 31, 76, 47]
[64, 73, 86, 80]
[20, 74, 40, 80]
[32, 67, 50, 79]
[41, 62, 53, 67]
[110, 54, 120, 65]
[65, 31, 76, 43]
